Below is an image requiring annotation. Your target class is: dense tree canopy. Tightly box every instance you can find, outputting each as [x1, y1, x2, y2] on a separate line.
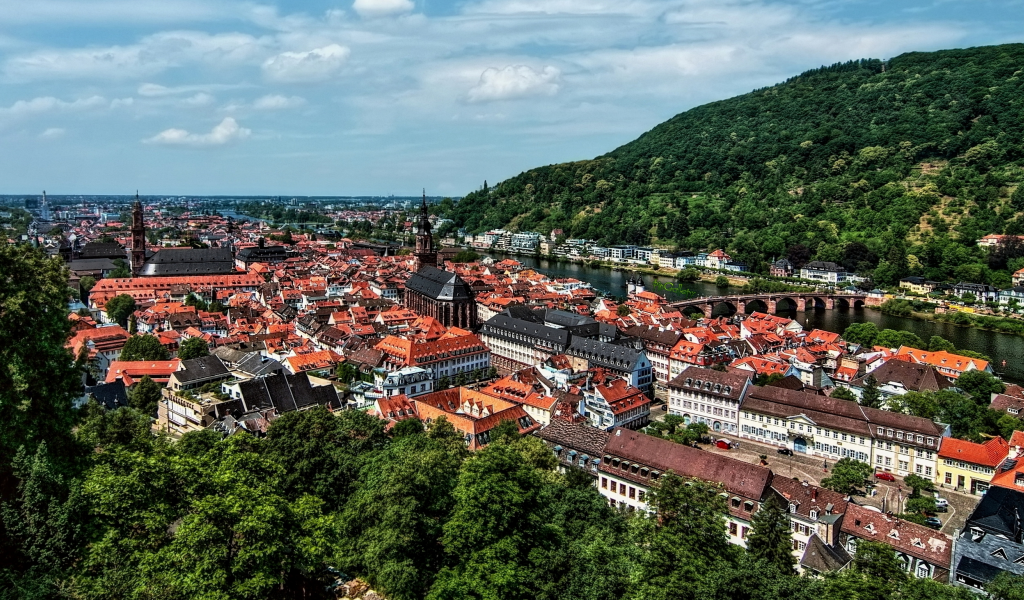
[119, 334, 171, 362]
[447, 45, 1024, 286]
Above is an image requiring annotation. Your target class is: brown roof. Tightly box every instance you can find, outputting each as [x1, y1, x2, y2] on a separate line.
[771, 476, 848, 520]
[841, 504, 952, 569]
[667, 366, 750, 401]
[601, 428, 773, 501]
[535, 420, 611, 458]
[852, 360, 953, 393]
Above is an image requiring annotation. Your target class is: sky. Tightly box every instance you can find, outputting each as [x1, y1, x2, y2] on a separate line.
[0, 0, 1022, 197]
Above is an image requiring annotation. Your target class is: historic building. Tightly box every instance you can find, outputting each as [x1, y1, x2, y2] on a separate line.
[130, 195, 146, 277]
[404, 266, 477, 330]
[413, 191, 439, 269]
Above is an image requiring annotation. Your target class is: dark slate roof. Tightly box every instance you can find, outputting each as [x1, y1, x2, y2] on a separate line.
[84, 381, 129, 410]
[68, 258, 117, 272]
[234, 353, 284, 377]
[539, 309, 597, 328]
[79, 242, 127, 259]
[236, 372, 338, 413]
[955, 555, 1004, 583]
[803, 261, 844, 272]
[800, 533, 851, 573]
[175, 355, 230, 384]
[566, 336, 644, 371]
[480, 313, 571, 347]
[140, 247, 236, 277]
[237, 245, 290, 262]
[405, 266, 472, 301]
[966, 485, 1024, 537]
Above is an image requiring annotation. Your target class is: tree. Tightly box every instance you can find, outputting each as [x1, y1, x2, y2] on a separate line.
[860, 374, 882, 408]
[745, 495, 795, 574]
[129, 375, 163, 416]
[339, 433, 466, 600]
[831, 387, 857, 401]
[0, 243, 83, 472]
[786, 244, 811, 270]
[956, 369, 1005, 402]
[821, 457, 872, 495]
[715, 275, 730, 287]
[79, 275, 97, 302]
[119, 334, 171, 361]
[107, 258, 131, 278]
[875, 329, 925, 350]
[616, 304, 631, 317]
[988, 572, 1024, 600]
[428, 443, 553, 600]
[632, 475, 736, 599]
[177, 337, 210, 360]
[677, 267, 701, 282]
[928, 335, 957, 352]
[262, 406, 389, 506]
[842, 322, 879, 347]
[391, 417, 425, 437]
[904, 473, 933, 497]
[104, 294, 137, 328]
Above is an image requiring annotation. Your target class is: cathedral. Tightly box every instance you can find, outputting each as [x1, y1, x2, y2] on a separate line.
[129, 195, 236, 277]
[403, 193, 478, 330]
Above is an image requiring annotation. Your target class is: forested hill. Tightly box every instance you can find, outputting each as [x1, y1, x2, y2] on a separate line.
[447, 44, 1024, 286]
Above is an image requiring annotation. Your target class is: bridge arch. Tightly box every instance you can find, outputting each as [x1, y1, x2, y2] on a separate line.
[710, 301, 737, 317]
[744, 298, 770, 314]
[774, 297, 800, 312]
[680, 305, 706, 318]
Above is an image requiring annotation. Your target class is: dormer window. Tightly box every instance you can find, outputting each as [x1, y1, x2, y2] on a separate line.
[789, 503, 797, 513]
[809, 510, 818, 520]
[992, 548, 1008, 560]
[888, 529, 899, 540]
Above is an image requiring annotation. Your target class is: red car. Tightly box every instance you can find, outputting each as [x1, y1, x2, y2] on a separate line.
[874, 471, 896, 481]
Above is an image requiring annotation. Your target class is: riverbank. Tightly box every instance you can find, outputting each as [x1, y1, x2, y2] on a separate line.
[886, 307, 1024, 338]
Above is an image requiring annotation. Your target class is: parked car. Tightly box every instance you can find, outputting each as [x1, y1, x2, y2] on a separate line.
[777, 447, 793, 456]
[874, 471, 896, 482]
[924, 517, 942, 529]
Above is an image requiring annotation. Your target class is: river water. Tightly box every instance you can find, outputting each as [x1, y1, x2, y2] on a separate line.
[487, 253, 1024, 383]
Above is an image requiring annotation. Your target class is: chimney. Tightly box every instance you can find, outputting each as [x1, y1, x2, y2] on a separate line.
[812, 488, 818, 501]
[258, 237, 265, 248]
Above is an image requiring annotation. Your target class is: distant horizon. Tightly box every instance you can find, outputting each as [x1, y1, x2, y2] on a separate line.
[2, 1, 1023, 195]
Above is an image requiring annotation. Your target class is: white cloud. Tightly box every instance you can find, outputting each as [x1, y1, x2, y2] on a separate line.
[184, 93, 216, 106]
[6, 31, 265, 80]
[467, 65, 560, 102]
[253, 94, 306, 109]
[353, 0, 414, 18]
[39, 127, 65, 138]
[0, 95, 108, 116]
[144, 117, 250, 146]
[262, 44, 350, 82]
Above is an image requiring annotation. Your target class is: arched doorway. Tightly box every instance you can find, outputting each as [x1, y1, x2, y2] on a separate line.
[713, 421, 722, 432]
[793, 436, 808, 453]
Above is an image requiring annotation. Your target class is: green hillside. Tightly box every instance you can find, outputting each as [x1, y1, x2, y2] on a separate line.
[448, 44, 1024, 286]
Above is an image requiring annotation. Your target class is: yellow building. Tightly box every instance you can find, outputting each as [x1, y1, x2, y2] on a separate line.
[936, 436, 1008, 494]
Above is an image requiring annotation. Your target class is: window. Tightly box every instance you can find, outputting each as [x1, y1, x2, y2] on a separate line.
[916, 563, 929, 578]
[945, 472, 952, 485]
[639, 491, 646, 502]
[601, 477, 607, 489]
[629, 487, 636, 500]
[729, 522, 738, 536]
[619, 483, 627, 494]
[741, 526, 749, 539]
[925, 467, 932, 476]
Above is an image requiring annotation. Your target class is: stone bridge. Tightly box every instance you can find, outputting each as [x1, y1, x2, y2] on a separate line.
[667, 293, 871, 318]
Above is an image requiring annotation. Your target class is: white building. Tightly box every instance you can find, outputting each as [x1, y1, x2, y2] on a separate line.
[666, 367, 752, 434]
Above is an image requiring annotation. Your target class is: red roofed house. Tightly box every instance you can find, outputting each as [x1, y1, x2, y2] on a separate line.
[583, 376, 650, 431]
[105, 360, 181, 387]
[406, 387, 541, 450]
[375, 334, 490, 380]
[284, 349, 343, 376]
[894, 346, 992, 380]
[938, 436, 1009, 495]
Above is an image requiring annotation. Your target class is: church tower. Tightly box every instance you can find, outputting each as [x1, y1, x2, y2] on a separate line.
[414, 190, 438, 270]
[130, 193, 146, 277]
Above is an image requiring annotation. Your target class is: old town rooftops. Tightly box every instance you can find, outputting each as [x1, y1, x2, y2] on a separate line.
[602, 427, 772, 500]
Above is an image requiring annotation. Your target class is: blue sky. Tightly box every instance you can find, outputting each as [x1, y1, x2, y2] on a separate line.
[0, 0, 1022, 197]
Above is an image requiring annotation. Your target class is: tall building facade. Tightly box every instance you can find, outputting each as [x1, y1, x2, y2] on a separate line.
[130, 195, 146, 277]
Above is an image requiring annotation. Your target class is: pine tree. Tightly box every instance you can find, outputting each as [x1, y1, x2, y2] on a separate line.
[860, 374, 881, 408]
[745, 495, 796, 574]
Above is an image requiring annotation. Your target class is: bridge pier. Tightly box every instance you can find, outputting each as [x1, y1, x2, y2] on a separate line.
[735, 301, 746, 316]
[767, 299, 777, 314]
[702, 303, 713, 318]
[795, 298, 807, 311]
[824, 298, 834, 310]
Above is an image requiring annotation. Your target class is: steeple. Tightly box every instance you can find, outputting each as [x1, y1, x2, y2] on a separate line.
[414, 189, 437, 270]
[130, 193, 146, 277]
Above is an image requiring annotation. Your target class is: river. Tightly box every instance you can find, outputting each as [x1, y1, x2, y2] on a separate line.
[487, 253, 1024, 383]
